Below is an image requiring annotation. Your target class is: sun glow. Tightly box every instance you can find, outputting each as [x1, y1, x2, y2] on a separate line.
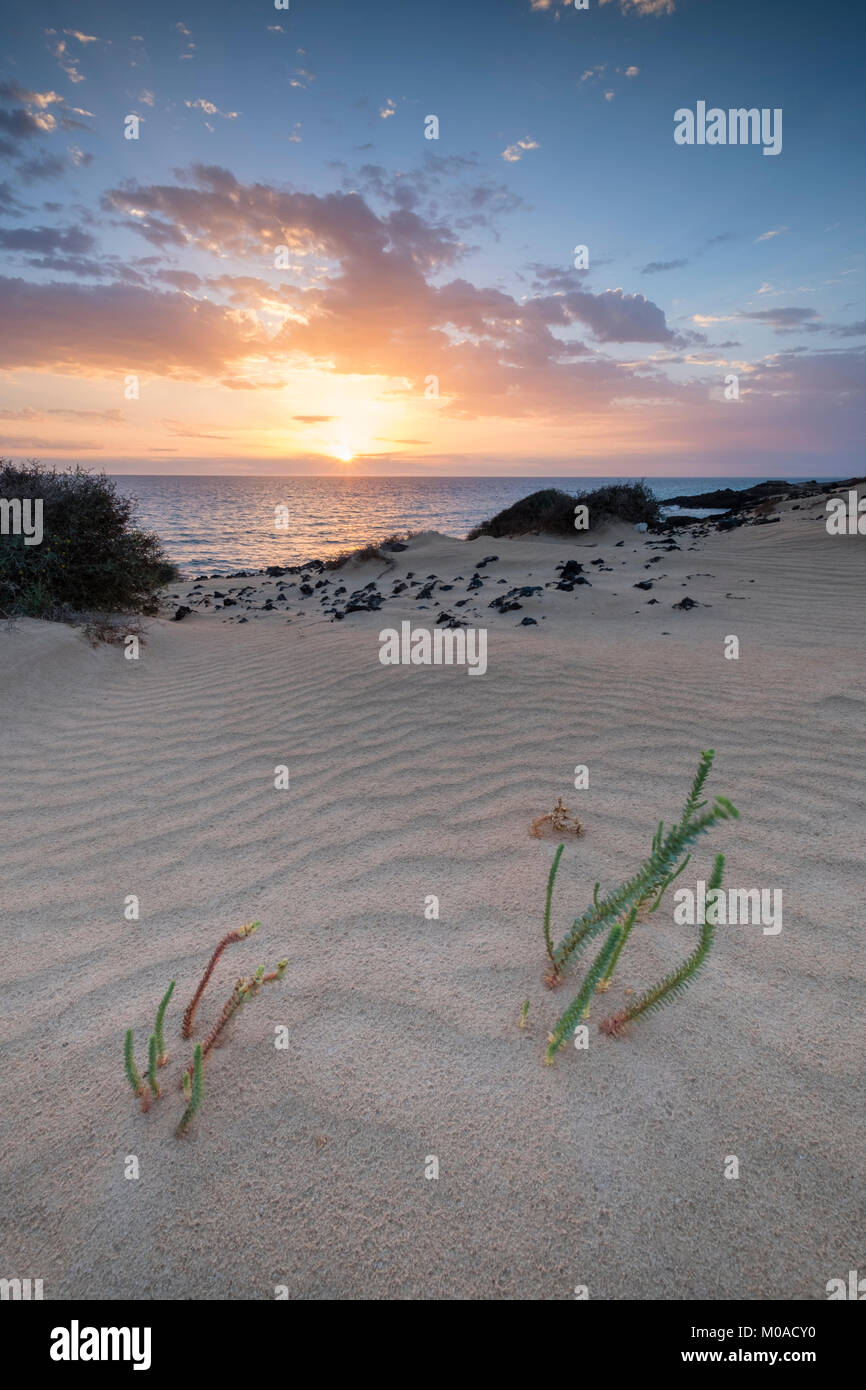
[329, 444, 355, 463]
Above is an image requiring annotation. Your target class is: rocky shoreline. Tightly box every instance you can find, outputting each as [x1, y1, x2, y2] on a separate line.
[664, 474, 866, 513]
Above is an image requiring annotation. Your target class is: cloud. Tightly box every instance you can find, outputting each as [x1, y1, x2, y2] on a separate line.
[26, 166, 849, 449]
[600, 0, 675, 13]
[0, 434, 104, 450]
[14, 153, 67, 183]
[827, 320, 866, 338]
[0, 225, 97, 255]
[0, 275, 268, 376]
[294, 414, 336, 423]
[756, 227, 789, 242]
[501, 137, 539, 163]
[737, 306, 820, 328]
[641, 258, 689, 275]
[379, 99, 396, 119]
[175, 21, 196, 59]
[185, 98, 239, 120]
[0, 406, 124, 422]
[45, 30, 85, 84]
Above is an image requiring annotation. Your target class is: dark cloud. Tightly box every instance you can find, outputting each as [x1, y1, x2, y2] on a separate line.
[737, 307, 821, 329]
[15, 152, 66, 183]
[641, 257, 689, 275]
[0, 224, 96, 255]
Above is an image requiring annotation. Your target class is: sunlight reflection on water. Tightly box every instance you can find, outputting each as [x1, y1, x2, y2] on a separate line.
[112, 474, 779, 576]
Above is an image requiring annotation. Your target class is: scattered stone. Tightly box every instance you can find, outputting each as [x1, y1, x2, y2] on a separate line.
[172, 606, 192, 621]
[519, 616, 537, 625]
[557, 559, 583, 580]
[672, 596, 698, 611]
[634, 580, 654, 591]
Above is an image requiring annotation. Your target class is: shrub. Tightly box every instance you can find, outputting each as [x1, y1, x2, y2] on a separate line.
[0, 460, 178, 618]
[467, 482, 659, 539]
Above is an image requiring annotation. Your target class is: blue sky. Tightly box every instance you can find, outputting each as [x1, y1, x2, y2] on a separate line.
[1, 0, 863, 474]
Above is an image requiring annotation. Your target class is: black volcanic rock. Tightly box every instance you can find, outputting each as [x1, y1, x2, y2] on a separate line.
[557, 559, 584, 580]
[172, 606, 192, 621]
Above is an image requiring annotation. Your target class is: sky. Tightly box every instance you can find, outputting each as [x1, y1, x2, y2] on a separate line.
[0, 0, 864, 476]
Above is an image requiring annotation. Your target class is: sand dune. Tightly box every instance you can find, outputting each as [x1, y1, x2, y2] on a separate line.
[1, 497, 864, 1299]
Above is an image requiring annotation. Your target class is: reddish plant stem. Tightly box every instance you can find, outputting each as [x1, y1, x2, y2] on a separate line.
[181, 922, 258, 1038]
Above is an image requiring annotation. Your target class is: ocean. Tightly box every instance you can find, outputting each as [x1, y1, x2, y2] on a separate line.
[111, 474, 814, 576]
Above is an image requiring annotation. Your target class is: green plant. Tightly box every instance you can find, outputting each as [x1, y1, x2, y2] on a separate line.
[154, 980, 175, 1066]
[600, 854, 725, 1037]
[147, 1034, 161, 1100]
[176, 1044, 204, 1137]
[519, 999, 531, 1029]
[122, 926, 285, 1137]
[124, 1029, 147, 1108]
[542, 751, 739, 1061]
[181, 922, 259, 1038]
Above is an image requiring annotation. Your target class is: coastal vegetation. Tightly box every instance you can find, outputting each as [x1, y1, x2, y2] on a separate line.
[123, 924, 287, 1137]
[542, 750, 739, 1060]
[0, 460, 178, 620]
[467, 481, 660, 539]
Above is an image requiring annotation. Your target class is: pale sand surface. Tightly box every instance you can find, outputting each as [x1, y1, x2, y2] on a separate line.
[1, 496, 864, 1299]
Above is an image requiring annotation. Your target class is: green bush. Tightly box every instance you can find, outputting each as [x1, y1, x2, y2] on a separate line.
[467, 481, 660, 539]
[0, 460, 178, 618]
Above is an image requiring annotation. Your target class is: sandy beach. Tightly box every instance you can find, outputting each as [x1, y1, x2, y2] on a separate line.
[2, 489, 863, 1300]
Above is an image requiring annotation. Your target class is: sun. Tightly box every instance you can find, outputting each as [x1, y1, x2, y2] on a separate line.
[330, 445, 355, 463]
